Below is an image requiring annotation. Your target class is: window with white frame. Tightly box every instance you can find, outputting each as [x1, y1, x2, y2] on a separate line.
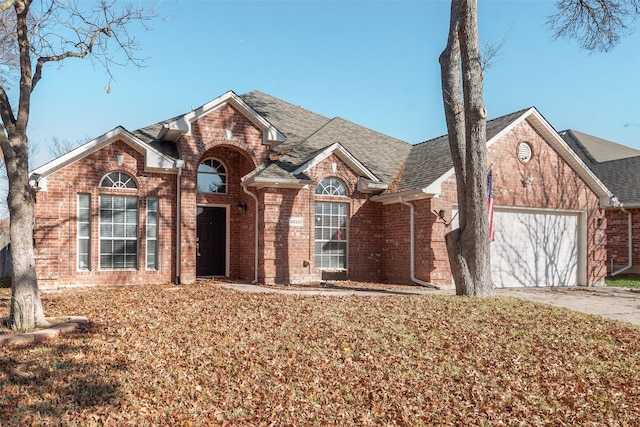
[100, 171, 137, 189]
[77, 194, 90, 270]
[315, 177, 347, 196]
[146, 198, 158, 270]
[99, 195, 138, 269]
[197, 158, 227, 193]
[315, 178, 349, 270]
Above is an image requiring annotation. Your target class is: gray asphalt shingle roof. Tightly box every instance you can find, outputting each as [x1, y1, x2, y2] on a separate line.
[400, 108, 530, 190]
[560, 129, 640, 204]
[131, 90, 534, 194]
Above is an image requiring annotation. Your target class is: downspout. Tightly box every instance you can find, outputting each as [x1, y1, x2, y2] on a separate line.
[611, 206, 632, 276]
[175, 160, 184, 284]
[399, 197, 439, 289]
[242, 179, 260, 284]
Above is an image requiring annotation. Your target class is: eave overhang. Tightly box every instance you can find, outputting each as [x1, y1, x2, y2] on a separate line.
[30, 127, 179, 191]
[371, 188, 437, 205]
[159, 90, 287, 145]
[242, 175, 313, 190]
[357, 177, 388, 194]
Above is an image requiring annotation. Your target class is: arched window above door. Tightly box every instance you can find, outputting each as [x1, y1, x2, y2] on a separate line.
[198, 158, 227, 194]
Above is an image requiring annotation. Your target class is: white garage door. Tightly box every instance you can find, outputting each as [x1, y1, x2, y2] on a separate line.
[491, 209, 579, 287]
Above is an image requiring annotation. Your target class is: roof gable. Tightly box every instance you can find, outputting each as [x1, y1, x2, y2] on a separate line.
[245, 116, 411, 188]
[374, 107, 612, 205]
[31, 127, 178, 184]
[160, 90, 287, 145]
[292, 141, 379, 181]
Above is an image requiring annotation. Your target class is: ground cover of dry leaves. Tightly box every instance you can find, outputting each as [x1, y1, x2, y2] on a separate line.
[1, 283, 640, 426]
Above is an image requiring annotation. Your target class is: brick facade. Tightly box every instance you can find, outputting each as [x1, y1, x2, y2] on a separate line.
[31, 99, 607, 288]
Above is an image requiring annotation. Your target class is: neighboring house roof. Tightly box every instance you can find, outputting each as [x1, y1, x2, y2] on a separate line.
[561, 129, 640, 206]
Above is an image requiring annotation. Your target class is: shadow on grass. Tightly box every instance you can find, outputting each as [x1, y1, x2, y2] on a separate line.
[0, 321, 127, 422]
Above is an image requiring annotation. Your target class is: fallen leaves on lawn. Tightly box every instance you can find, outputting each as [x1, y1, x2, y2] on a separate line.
[1, 283, 639, 425]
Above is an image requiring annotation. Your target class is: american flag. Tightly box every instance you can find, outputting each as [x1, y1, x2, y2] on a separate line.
[487, 169, 495, 241]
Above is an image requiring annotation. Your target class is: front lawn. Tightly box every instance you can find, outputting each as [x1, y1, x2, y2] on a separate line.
[1, 283, 639, 425]
[606, 274, 640, 289]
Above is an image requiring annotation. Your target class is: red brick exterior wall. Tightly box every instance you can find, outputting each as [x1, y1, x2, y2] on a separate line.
[419, 119, 605, 286]
[177, 104, 267, 284]
[34, 140, 177, 287]
[32, 108, 606, 288]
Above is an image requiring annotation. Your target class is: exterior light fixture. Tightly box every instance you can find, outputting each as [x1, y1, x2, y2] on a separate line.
[236, 202, 247, 215]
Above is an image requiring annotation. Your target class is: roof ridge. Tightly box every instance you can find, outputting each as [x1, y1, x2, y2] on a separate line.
[329, 116, 412, 145]
[413, 106, 533, 147]
[242, 90, 331, 121]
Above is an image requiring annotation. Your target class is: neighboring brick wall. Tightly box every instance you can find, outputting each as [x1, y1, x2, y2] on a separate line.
[604, 209, 640, 273]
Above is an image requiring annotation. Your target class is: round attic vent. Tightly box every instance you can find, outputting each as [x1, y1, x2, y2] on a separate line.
[517, 142, 533, 163]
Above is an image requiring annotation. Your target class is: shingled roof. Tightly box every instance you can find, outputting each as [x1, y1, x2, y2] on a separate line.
[399, 108, 531, 190]
[129, 92, 607, 202]
[560, 129, 640, 205]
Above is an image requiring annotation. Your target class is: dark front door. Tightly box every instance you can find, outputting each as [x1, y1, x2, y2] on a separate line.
[196, 206, 226, 276]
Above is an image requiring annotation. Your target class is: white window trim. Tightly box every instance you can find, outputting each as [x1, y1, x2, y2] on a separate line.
[77, 194, 91, 271]
[98, 195, 139, 270]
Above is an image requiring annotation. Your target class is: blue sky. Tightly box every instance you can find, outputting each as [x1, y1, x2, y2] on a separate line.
[21, 0, 640, 170]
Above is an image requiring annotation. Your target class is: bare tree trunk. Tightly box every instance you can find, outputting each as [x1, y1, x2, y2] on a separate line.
[6, 133, 47, 330]
[440, 0, 493, 297]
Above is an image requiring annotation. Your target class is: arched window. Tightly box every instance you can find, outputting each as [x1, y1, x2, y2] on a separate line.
[315, 177, 348, 270]
[100, 172, 137, 189]
[198, 159, 227, 194]
[316, 177, 347, 196]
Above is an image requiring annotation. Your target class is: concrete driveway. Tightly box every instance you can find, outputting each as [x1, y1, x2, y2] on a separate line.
[494, 286, 640, 326]
[215, 283, 640, 327]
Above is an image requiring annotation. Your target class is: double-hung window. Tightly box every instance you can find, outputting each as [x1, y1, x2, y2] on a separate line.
[99, 195, 138, 269]
[315, 178, 349, 270]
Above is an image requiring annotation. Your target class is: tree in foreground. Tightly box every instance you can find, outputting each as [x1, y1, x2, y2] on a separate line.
[0, 0, 156, 331]
[439, 0, 492, 297]
[440, 0, 639, 297]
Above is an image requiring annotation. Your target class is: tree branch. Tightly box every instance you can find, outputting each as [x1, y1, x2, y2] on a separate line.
[32, 25, 106, 91]
[0, 0, 15, 12]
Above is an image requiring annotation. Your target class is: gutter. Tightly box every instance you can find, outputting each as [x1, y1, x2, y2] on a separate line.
[399, 197, 439, 289]
[242, 179, 260, 284]
[611, 206, 633, 276]
[174, 159, 185, 284]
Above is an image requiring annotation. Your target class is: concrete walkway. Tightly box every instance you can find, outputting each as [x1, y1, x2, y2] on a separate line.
[215, 282, 640, 326]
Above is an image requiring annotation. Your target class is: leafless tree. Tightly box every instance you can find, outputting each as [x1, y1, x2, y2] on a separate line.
[549, 0, 640, 52]
[48, 136, 87, 158]
[440, 0, 492, 297]
[0, 0, 156, 331]
[440, 0, 639, 297]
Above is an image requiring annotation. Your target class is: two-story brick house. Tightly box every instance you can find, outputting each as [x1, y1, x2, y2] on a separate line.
[29, 90, 613, 288]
